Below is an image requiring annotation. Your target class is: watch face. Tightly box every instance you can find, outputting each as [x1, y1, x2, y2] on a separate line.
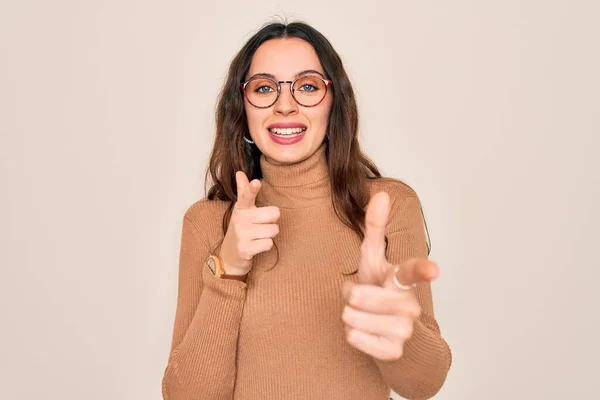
[206, 257, 217, 275]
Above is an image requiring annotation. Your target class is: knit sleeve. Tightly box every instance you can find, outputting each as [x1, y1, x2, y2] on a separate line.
[375, 195, 452, 400]
[162, 213, 247, 400]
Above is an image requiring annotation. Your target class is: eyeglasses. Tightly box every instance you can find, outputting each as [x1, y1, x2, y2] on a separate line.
[240, 74, 332, 108]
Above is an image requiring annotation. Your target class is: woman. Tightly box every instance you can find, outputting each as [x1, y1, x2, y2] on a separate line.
[162, 21, 452, 400]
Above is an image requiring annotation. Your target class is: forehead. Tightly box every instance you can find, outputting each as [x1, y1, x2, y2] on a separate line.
[247, 38, 324, 79]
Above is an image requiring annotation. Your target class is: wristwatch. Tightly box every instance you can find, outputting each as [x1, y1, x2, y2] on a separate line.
[206, 255, 247, 281]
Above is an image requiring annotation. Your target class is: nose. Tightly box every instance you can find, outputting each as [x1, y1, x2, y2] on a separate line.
[273, 82, 298, 116]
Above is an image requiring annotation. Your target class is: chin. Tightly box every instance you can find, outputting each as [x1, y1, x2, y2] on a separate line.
[259, 138, 324, 165]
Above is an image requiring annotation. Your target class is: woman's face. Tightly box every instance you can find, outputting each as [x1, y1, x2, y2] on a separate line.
[243, 38, 333, 165]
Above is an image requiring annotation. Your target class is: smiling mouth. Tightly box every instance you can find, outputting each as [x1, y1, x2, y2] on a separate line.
[268, 127, 307, 137]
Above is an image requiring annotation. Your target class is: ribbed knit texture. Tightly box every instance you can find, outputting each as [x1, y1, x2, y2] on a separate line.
[162, 144, 452, 400]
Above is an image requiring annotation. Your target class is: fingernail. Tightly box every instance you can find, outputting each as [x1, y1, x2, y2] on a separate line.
[349, 291, 360, 307]
[342, 306, 349, 321]
[430, 262, 440, 279]
[342, 282, 352, 299]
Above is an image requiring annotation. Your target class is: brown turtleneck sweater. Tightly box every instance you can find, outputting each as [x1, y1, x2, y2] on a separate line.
[162, 144, 452, 400]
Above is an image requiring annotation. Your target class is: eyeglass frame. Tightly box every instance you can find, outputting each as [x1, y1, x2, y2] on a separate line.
[240, 73, 333, 109]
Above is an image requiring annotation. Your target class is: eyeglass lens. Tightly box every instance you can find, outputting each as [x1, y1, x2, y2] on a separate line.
[245, 75, 327, 107]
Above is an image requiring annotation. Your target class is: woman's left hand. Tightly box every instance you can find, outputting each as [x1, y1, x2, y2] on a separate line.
[341, 192, 440, 361]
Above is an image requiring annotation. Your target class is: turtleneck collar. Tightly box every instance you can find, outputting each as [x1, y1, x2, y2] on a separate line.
[257, 143, 332, 209]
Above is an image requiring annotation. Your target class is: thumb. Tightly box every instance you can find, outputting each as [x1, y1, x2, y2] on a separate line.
[385, 258, 439, 290]
[235, 171, 261, 209]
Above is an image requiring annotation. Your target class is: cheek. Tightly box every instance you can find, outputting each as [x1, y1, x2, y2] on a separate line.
[245, 106, 266, 130]
[310, 101, 332, 129]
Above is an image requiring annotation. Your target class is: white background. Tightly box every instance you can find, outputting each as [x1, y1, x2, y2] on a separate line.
[1, 0, 599, 398]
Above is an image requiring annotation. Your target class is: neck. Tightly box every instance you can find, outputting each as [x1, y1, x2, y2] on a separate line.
[257, 143, 331, 209]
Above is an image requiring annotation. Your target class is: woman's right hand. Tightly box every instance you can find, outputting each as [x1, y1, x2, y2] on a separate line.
[219, 171, 281, 275]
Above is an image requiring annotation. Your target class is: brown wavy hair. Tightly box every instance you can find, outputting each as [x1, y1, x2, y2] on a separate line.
[205, 21, 422, 253]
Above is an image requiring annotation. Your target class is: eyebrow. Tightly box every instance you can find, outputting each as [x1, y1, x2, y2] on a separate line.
[248, 69, 326, 80]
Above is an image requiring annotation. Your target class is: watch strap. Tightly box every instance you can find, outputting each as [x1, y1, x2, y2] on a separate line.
[206, 255, 248, 281]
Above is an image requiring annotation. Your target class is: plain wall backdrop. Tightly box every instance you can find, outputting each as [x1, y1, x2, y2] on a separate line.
[1, 0, 599, 399]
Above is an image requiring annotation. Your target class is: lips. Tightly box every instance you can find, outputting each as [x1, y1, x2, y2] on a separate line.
[267, 122, 307, 137]
[268, 130, 306, 145]
[265, 122, 307, 145]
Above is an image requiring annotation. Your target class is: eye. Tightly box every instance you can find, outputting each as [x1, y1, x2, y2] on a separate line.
[294, 76, 325, 93]
[298, 84, 318, 92]
[256, 85, 275, 94]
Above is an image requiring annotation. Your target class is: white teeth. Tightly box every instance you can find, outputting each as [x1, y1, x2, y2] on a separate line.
[269, 127, 306, 136]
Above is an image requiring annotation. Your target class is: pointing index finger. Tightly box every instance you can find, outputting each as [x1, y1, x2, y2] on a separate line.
[364, 191, 391, 248]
